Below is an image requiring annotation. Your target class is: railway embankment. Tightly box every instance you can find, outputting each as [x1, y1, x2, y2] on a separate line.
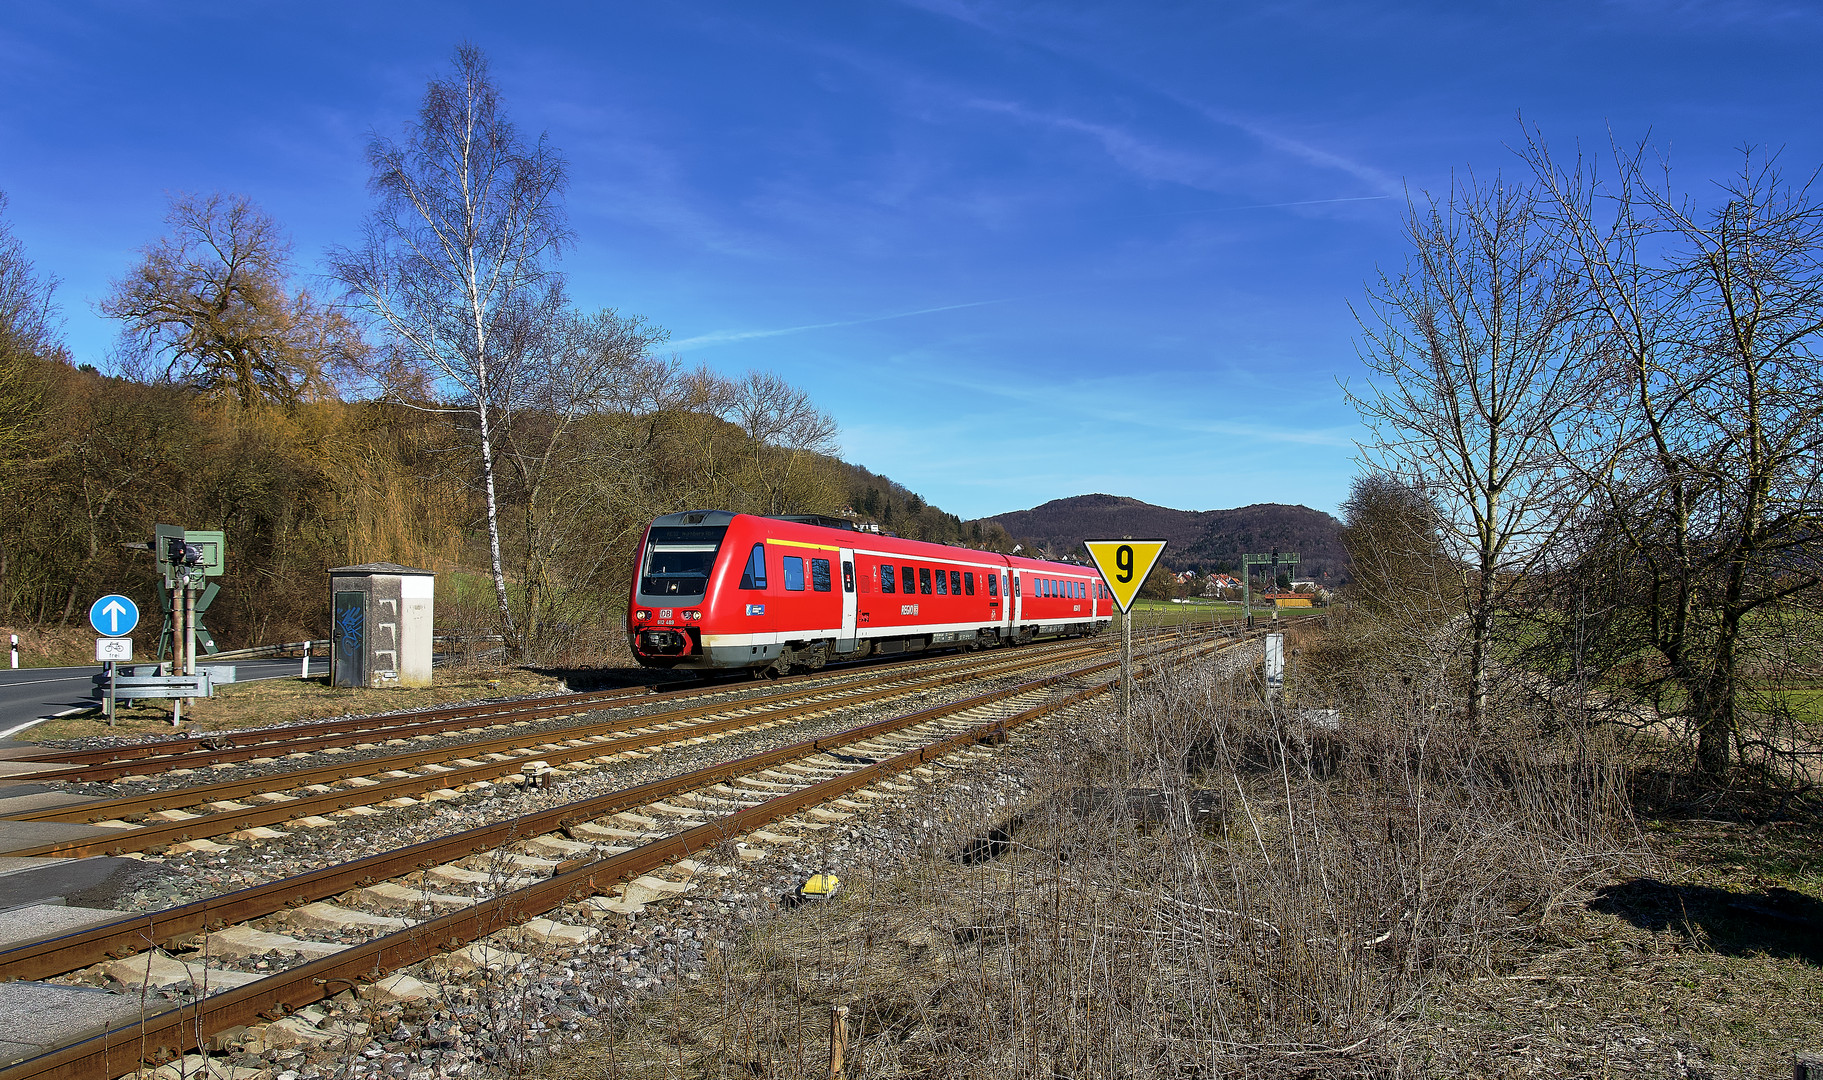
[554, 620, 1823, 1079]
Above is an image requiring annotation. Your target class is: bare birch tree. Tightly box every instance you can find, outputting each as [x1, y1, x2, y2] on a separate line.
[332, 45, 569, 652]
[1527, 138, 1823, 777]
[1350, 173, 1599, 726]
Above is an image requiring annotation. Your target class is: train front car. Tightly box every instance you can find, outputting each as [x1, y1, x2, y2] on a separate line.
[627, 509, 736, 668]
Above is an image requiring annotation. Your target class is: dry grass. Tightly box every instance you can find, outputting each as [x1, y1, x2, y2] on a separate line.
[545, 624, 1816, 1079]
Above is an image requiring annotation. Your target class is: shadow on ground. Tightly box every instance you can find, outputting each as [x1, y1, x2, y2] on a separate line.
[1591, 877, 1823, 965]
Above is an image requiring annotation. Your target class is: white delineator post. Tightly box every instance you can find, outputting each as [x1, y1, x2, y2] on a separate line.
[9, 634, 16, 669]
[301, 640, 311, 680]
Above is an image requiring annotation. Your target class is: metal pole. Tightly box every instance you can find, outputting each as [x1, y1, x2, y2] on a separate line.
[170, 580, 184, 725]
[1120, 608, 1132, 721]
[183, 578, 199, 715]
[104, 660, 116, 726]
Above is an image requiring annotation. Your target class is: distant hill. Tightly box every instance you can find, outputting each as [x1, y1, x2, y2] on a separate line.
[977, 494, 1347, 582]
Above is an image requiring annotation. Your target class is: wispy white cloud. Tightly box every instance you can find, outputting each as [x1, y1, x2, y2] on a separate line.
[965, 98, 1235, 190]
[670, 298, 1009, 350]
[1151, 194, 1395, 217]
[910, 362, 1356, 448]
[892, 0, 1403, 196]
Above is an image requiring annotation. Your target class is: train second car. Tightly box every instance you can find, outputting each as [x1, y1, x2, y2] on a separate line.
[627, 510, 1114, 673]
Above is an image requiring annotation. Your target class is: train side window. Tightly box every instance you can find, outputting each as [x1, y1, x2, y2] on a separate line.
[1013, 575, 1020, 597]
[933, 569, 948, 595]
[918, 567, 932, 594]
[879, 563, 895, 593]
[782, 556, 806, 592]
[950, 570, 961, 594]
[963, 571, 975, 596]
[899, 566, 914, 594]
[986, 574, 998, 597]
[811, 558, 832, 592]
[738, 544, 767, 590]
[842, 560, 854, 593]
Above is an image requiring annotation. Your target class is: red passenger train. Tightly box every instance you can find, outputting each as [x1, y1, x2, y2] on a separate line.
[627, 510, 1113, 673]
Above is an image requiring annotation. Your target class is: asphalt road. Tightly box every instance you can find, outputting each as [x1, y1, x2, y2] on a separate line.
[0, 658, 310, 736]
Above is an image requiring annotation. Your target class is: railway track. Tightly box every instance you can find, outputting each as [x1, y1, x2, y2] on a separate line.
[0, 628, 1253, 1080]
[2, 635, 1154, 861]
[14, 633, 1144, 781]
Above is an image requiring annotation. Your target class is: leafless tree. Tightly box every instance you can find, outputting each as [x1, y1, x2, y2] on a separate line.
[0, 193, 62, 368]
[102, 193, 359, 407]
[332, 45, 570, 652]
[728, 370, 840, 515]
[1526, 136, 1823, 777]
[495, 308, 670, 648]
[1350, 173, 1601, 726]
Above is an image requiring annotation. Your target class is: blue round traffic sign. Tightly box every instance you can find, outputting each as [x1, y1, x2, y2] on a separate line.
[89, 594, 140, 637]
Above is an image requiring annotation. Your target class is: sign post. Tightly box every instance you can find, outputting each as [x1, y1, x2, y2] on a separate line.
[1083, 539, 1169, 722]
[95, 637, 132, 724]
[89, 595, 140, 728]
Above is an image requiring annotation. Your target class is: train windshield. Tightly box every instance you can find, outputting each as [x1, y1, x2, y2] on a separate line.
[640, 526, 727, 597]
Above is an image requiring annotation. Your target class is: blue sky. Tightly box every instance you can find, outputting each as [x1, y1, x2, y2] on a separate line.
[4, 2, 1820, 520]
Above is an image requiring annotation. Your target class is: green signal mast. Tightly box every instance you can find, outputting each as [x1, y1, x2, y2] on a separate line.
[1241, 551, 1299, 617]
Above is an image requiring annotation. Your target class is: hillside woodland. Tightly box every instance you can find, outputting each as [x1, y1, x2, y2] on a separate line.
[0, 191, 977, 665]
[979, 493, 1346, 582]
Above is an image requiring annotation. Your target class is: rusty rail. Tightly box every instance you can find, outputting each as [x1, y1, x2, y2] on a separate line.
[19, 635, 1114, 775]
[5, 643, 1116, 856]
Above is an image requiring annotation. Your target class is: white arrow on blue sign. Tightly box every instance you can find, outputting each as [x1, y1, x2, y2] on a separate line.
[89, 594, 140, 637]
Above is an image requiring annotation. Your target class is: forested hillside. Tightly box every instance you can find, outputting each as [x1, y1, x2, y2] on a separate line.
[979, 493, 1347, 581]
[0, 198, 886, 663]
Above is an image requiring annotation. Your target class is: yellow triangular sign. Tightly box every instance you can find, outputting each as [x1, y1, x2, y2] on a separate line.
[1083, 539, 1169, 613]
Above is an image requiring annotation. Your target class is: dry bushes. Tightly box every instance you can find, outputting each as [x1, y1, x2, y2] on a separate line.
[570, 630, 1639, 1078]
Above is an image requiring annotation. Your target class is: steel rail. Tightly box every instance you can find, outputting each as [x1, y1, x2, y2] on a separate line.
[26, 638, 1117, 805]
[0, 637, 1214, 987]
[18, 635, 1116, 773]
[4, 640, 1124, 856]
[0, 634, 1210, 1080]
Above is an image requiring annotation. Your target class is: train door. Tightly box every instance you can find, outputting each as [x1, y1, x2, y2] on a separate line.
[837, 547, 858, 653]
[1011, 571, 1022, 628]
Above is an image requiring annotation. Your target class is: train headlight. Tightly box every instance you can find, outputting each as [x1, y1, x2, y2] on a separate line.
[685, 610, 702, 621]
[635, 609, 652, 621]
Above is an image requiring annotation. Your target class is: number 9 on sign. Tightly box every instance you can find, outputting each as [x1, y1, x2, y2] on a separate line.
[1082, 539, 1168, 615]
